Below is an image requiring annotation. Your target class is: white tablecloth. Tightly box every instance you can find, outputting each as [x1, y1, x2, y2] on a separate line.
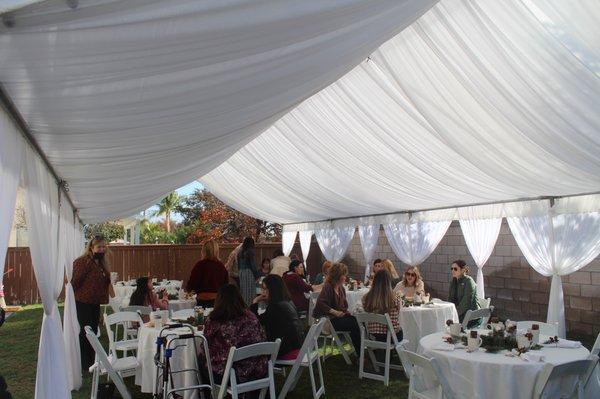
[400, 302, 458, 351]
[345, 287, 369, 314]
[418, 332, 600, 399]
[168, 299, 196, 312]
[135, 324, 206, 399]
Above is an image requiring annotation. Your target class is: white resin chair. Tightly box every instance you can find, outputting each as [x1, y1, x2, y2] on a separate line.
[119, 305, 152, 338]
[86, 326, 137, 399]
[533, 355, 598, 399]
[275, 318, 326, 399]
[585, 333, 600, 391]
[308, 292, 353, 364]
[355, 312, 409, 386]
[461, 306, 493, 330]
[515, 321, 558, 337]
[215, 339, 281, 399]
[104, 311, 143, 358]
[398, 349, 456, 399]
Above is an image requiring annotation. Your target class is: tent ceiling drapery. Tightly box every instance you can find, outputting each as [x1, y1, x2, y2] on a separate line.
[0, 0, 437, 222]
[201, 0, 600, 224]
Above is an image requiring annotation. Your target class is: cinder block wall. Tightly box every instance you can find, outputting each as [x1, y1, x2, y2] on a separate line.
[342, 221, 600, 338]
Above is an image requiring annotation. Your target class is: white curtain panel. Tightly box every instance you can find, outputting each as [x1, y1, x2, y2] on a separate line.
[506, 198, 600, 338]
[383, 211, 453, 266]
[59, 206, 82, 390]
[458, 204, 503, 299]
[314, 224, 356, 263]
[281, 230, 297, 257]
[299, 230, 313, 265]
[0, 0, 436, 222]
[202, 0, 600, 224]
[358, 219, 380, 281]
[0, 111, 24, 279]
[23, 148, 70, 399]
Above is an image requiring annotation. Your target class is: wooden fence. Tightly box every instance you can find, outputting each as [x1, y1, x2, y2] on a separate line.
[2, 242, 324, 305]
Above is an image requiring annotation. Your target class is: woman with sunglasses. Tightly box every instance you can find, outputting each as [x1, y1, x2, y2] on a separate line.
[448, 259, 479, 323]
[394, 266, 425, 300]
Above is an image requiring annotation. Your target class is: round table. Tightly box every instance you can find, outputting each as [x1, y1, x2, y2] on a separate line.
[418, 332, 600, 399]
[400, 301, 458, 351]
[345, 287, 369, 314]
[135, 324, 207, 399]
[168, 299, 196, 312]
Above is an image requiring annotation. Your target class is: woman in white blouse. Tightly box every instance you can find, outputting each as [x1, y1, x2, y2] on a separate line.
[394, 266, 425, 299]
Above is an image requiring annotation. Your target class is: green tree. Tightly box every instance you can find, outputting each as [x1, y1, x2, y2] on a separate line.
[154, 192, 181, 233]
[140, 222, 177, 244]
[84, 221, 124, 242]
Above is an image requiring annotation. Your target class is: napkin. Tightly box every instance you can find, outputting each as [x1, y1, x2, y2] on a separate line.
[542, 339, 581, 348]
[431, 342, 455, 351]
[522, 353, 546, 362]
[431, 298, 443, 304]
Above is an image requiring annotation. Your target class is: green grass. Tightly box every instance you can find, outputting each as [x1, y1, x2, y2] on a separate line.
[0, 305, 409, 399]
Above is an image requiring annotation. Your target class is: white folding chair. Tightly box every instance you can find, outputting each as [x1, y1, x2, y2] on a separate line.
[585, 333, 600, 391]
[119, 305, 152, 338]
[85, 326, 138, 399]
[398, 349, 456, 399]
[275, 319, 326, 399]
[104, 311, 143, 358]
[355, 312, 409, 386]
[308, 292, 353, 364]
[461, 306, 493, 330]
[533, 355, 598, 399]
[215, 339, 281, 399]
[515, 321, 558, 337]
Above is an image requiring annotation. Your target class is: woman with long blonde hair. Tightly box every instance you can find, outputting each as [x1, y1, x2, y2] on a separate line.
[186, 239, 229, 307]
[362, 269, 403, 341]
[381, 259, 401, 287]
[394, 266, 425, 299]
[72, 235, 111, 371]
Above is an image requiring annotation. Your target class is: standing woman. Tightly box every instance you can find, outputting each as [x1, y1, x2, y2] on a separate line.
[237, 236, 259, 306]
[72, 235, 111, 371]
[448, 259, 479, 324]
[186, 240, 229, 307]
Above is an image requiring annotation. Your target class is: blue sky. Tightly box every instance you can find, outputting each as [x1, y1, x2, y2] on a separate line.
[144, 180, 203, 222]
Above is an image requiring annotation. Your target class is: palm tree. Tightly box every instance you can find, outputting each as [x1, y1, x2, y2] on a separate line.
[154, 192, 180, 233]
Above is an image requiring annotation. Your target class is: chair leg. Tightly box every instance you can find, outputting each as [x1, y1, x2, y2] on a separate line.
[269, 367, 277, 399]
[331, 331, 351, 365]
[90, 367, 99, 399]
[278, 362, 302, 399]
[258, 387, 267, 399]
[367, 348, 379, 373]
[384, 348, 391, 387]
[316, 355, 325, 399]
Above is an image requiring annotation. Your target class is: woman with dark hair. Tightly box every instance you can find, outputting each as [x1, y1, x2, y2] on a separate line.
[203, 284, 267, 382]
[313, 263, 361, 353]
[251, 275, 304, 359]
[238, 237, 259, 305]
[362, 270, 403, 342]
[448, 259, 479, 323]
[259, 258, 271, 277]
[129, 277, 168, 320]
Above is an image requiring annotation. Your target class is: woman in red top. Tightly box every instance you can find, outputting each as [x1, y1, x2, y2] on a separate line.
[72, 235, 111, 371]
[186, 240, 229, 307]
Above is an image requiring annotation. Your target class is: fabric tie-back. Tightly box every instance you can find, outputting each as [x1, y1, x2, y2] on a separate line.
[458, 204, 503, 299]
[358, 219, 380, 281]
[299, 230, 313, 266]
[506, 197, 600, 338]
[314, 224, 356, 263]
[281, 230, 297, 257]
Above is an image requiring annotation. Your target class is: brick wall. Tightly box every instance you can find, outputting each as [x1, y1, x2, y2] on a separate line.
[342, 221, 600, 338]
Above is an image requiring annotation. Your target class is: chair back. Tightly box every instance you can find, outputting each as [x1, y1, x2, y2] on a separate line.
[355, 312, 399, 346]
[307, 292, 320, 325]
[398, 349, 456, 399]
[591, 332, 600, 357]
[104, 311, 143, 356]
[515, 321, 558, 337]
[301, 318, 327, 357]
[462, 306, 493, 329]
[533, 355, 598, 399]
[120, 305, 152, 316]
[85, 326, 132, 399]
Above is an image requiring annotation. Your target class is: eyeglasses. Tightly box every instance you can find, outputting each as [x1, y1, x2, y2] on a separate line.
[451, 267, 459, 271]
[405, 272, 416, 277]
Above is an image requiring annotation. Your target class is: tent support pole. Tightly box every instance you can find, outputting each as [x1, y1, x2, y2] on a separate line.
[0, 82, 79, 218]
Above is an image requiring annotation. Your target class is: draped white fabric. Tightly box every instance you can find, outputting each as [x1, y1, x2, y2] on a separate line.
[458, 204, 503, 299]
[281, 230, 297, 257]
[506, 197, 600, 338]
[383, 211, 453, 267]
[0, 0, 436, 222]
[202, 0, 600, 223]
[314, 225, 355, 263]
[23, 148, 70, 399]
[299, 230, 313, 266]
[59, 206, 82, 390]
[358, 222, 380, 281]
[0, 109, 24, 279]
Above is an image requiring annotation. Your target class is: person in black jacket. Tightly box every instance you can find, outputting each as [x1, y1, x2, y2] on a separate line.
[251, 274, 304, 359]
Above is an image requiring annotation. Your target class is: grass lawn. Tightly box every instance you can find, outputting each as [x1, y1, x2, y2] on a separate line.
[0, 305, 409, 399]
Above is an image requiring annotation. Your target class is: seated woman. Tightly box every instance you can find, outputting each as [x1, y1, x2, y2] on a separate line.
[251, 275, 304, 360]
[394, 266, 425, 299]
[259, 257, 271, 277]
[203, 284, 268, 383]
[365, 258, 382, 287]
[129, 277, 168, 321]
[448, 260, 480, 324]
[313, 263, 361, 353]
[381, 259, 401, 287]
[312, 261, 332, 285]
[186, 240, 229, 307]
[362, 269, 403, 342]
